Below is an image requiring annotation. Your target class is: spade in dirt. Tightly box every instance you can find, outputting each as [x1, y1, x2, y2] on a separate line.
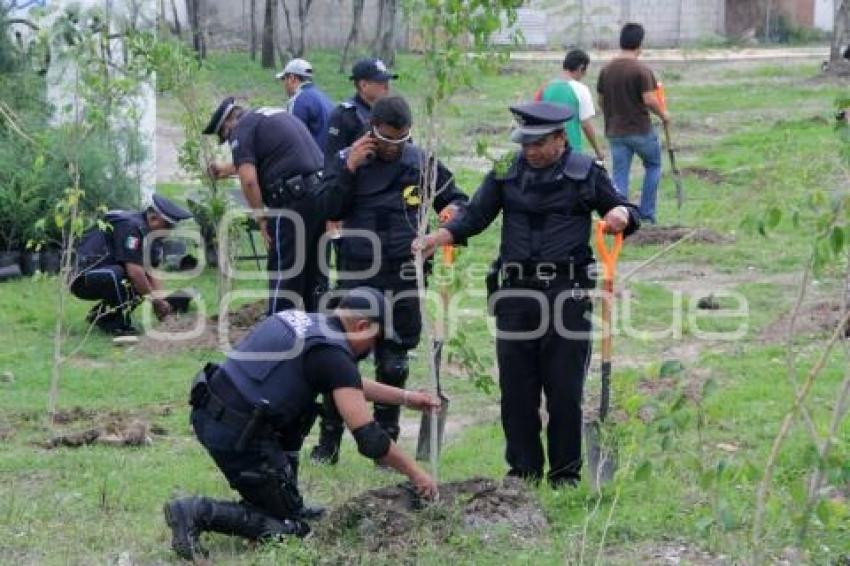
[585, 220, 623, 492]
[416, 239, 454, 462]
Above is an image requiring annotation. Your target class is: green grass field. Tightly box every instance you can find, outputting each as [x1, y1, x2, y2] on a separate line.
[1, 49, 849, 564]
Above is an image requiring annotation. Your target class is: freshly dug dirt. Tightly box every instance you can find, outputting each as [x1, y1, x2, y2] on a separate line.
[41, 411, 168, 449]
[681, 166, 725, 184]
[760, 300, 850, 342]
[627, 226, 732, 246]
[138, 300, 267, 354]
[319, 477, 547, 553]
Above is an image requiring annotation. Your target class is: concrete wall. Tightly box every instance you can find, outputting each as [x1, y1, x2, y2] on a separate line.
[489, 0, 725, 49]
[165, 0, 726, 52]
[165, 0, 409, 52]
[814, 0, 835, 31]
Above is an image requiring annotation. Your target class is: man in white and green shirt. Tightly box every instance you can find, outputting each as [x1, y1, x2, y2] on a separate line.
[539, 49, 605, 161]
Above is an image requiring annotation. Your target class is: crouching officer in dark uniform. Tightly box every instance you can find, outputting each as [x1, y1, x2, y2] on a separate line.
[163, 287, 440, 561]
[70, 194, 192, 335]
[309, 95, 467, 464]
[204, 97, 327, 315]
[414, 102, 640, 488]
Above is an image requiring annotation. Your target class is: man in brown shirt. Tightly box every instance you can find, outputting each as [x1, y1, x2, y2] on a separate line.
[597, 23, 670, 223]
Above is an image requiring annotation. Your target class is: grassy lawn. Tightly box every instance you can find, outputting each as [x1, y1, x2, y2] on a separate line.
[2, 49, 849, 564]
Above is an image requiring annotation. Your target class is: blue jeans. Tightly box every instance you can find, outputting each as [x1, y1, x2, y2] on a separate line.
[609, 129, 662, 223]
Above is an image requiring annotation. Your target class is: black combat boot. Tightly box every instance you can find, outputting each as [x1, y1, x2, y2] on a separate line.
[283, 451, 326, 520]
[309, 421, 343, 465]
[164, 497, 309, 561]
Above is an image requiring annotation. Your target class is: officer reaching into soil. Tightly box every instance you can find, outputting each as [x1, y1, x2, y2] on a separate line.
[414, 102, 640, 488]
[163, 287, 440, 561]
[70, 194, 192, 335]
[309, 95, 467, 464]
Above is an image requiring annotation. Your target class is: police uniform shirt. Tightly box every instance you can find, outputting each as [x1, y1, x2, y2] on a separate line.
[444, 150, 639, 266]
[229, 108, 324, 193]
[324, 95, 371, 164]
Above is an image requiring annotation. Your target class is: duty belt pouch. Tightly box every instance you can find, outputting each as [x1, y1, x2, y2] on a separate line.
[189, 362, 219, 407]
[283, 175, 308, 201]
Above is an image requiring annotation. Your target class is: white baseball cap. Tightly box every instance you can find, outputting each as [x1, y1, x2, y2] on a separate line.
[276, 58, 313, 80]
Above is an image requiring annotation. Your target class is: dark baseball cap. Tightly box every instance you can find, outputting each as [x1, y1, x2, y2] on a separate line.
[350, 58, 398, 82]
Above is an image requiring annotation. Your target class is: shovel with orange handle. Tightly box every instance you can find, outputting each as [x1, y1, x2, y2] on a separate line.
[416, 208, 455, 462]
[585, 219, 624, 491]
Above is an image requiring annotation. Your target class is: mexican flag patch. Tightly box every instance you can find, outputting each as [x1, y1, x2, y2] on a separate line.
[125, 235, 140, 250]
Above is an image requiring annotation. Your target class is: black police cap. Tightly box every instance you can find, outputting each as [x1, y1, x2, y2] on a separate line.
[509, 101, 574, 144]
[350, 58, 398, 82]
[150, 194, 192, 225]
[337, 286, 388, 325]
[202, 96, 237, 144]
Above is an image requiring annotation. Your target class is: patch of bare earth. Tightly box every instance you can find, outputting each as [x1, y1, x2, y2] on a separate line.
[319, 477, 546, 554]
[137, 300, 267, 354]
[605, 540, 731, 565]
[759, 299, 850, 343]
[627, 226, 732, 247]
[39, 407, 170, 449]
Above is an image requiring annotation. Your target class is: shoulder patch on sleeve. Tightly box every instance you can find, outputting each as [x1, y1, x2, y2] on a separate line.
[340, 101, 355, 109]
[328, 126, 340, 136]
[125, 235, 140, 251]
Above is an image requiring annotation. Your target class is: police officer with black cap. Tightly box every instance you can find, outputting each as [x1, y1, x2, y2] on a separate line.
[204, 97, 327, 315]
[163, 287, 440, 562]
[324, 58, 397, 164]
[309, 95, 468, 464]
[70, 194, 192, 335]
[414, 102, 640, 488]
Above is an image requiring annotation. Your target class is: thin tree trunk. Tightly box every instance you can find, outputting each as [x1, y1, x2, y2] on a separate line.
[372, 0, 386, 54]
[262, 0, 276, 68]
[250, 0, 257, 60]
[377, 0, 397, 65]
[340, 0, 365, 72]
[170, 0, 182, 37]
[830, 0, 849, 63]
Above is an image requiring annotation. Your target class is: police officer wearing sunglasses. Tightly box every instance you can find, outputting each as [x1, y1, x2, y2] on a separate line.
[311, 95, 468, 464]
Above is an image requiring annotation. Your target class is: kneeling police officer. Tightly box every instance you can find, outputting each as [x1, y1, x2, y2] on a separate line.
[163, 287, 439, 561]
[70, 194, 192, 335]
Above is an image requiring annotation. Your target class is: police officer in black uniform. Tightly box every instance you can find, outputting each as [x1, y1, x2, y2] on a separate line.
[324, 58, 396, 164]
[414, 102, 640, 488]
[70, 194, 192, 335]
[309, 95, 468, 464]
[163, 287, 439, 561]
[204, 97, 327, 315]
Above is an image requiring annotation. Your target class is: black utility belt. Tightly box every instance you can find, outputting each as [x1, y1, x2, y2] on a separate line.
[264, 172, 322, 208]
[500, 262, 592, 284]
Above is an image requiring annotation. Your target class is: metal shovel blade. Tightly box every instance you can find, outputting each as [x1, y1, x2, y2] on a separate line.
[416, 392, 449, 461]
[584, 421, 617, 493]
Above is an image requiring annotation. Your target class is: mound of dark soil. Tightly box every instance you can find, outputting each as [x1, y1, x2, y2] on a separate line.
[319, 477, 547, 553]
[628, 226, 732, 246]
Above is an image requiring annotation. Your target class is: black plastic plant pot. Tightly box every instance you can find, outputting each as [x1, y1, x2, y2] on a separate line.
[19, 252, 41, 276]
[40, 250, 61, 274]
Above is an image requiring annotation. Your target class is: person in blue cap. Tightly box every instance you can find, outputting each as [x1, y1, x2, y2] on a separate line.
[70, 194, 193, 335]
[276, 58, 335, 152]
[204, 96, 328, 316]
[414, 101, 640, 489]
[162, 287, 440, 562]
[323, 58, 397, 165]
[309, 95, 467, 465]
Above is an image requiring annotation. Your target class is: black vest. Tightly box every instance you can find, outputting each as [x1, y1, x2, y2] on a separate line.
[339, 144, 426, 264]
[74, 211, 148, 271]
[221, 311, 354, 426]
[498, 151, 597, 265]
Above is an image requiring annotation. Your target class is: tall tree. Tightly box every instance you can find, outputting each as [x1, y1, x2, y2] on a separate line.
[261, 0, 276, 68]
[340, 0, 365, 71]
[375, 0, 398, 65]
[250, 0, 257, 60]
[186, 0, 206, 58]
[829, 0, 849, 69]
[279, 0, 313, 59]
